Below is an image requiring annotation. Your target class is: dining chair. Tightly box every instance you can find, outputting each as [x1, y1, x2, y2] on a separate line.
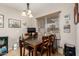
[22, 33, 34, 56]
[23, 42, 34, 56]
[36, 36, 49, 56]
[49, 34, 56, 54]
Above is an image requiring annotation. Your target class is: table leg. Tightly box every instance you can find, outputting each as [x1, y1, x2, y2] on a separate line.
[19, 40, 22, 56]
[33, 46, 37, 56]
[56, 39, 58, 55]
[20, 45, 22, 56]
[49, 46, 52, 56]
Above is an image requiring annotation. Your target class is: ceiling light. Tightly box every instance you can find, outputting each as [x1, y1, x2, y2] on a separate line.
[21, 3, 33, 18]
[21, 10, 26, 16]
[27, 10, 31, 14]
[29, 14, 33, 18]
[27, 10, 32, 16]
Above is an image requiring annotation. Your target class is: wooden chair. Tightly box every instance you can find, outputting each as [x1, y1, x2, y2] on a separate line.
[23, 42, 34, 56]
[32, 32, 38, 38]
[22, 34, 34, 56]
[36, 36, 49, 56]
[49, 34, 56, 54]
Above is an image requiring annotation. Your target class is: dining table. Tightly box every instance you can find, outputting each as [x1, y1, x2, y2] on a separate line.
[19, 35, 58, 56]
[19, 37, 43, 56]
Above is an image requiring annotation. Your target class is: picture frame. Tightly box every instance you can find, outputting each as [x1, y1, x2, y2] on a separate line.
[8, 18, 21, 28]
[64, 15, 70, 20]
[64, 25, 70, 33]
[74, 3, 78, 24]
[0, 14, 4, 28]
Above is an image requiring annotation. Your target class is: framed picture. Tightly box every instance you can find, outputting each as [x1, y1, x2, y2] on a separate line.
[64, 25, 70, 33]
[0, 14, 4, 28]
[64, 15, 70, 20]
[8, 18, 21, 28]
[74, 3, 78, 24]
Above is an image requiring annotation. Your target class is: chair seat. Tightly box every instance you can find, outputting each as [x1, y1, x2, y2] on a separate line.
[37, 46, 48, 55]
[24, 43, 33, 50]
[27, 46, 34, 51]
[23, 43, 34, 56]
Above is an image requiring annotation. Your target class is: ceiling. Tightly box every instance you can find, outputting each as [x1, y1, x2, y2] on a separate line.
[0, 3, 69, 17]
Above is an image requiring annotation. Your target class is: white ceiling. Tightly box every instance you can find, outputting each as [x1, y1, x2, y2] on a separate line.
[0, 3, 69, 17]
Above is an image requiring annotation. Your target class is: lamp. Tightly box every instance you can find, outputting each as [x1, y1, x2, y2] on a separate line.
[22, 3, 33, 18]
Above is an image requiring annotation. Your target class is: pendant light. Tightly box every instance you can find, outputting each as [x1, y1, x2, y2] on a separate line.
[21, 10, 26, 16]
[22, 3, 33, 18]
[27, 3, 33, 18]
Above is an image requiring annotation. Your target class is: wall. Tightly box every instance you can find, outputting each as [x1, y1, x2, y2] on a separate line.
[35, 3, 76, 54]
[59, 4, 76, 47]
[58, 4, 76, 54]
[0, 5, 36, 50]
[76, 23, 79, 56]
[0, 5, 22, 49]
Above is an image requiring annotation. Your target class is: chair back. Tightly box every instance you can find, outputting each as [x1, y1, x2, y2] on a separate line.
[42, 36, 49, 48]
[49, 34, 56, 45]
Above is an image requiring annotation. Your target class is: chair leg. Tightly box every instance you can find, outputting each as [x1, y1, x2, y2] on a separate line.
[29, 50, 30, 56]
[23, 47, 25, 56]
[48, 46, 51, 56]
[32, 51, 33, 56]
[49, 45, 53, 56]
[41, 53, 42, 56]
[52, 44, 55, 54]
[41, 50, 43, 56]
[47, 50, 48, 56]
[36, 51, 37, 56]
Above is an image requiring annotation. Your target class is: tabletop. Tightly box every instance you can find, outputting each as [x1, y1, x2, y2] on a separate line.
[25, 37, 42, 47]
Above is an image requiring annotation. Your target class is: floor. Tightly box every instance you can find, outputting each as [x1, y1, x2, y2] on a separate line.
[5, 48, 63, 56]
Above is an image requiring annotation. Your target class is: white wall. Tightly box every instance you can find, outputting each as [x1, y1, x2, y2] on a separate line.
[76, 23, 79, 55]
[0, 5, 36, 50]
[0, 5, 22, 49]
[59, 4, 76, 47]
[35, 3, 76, 54]
[58, 4, 76, 54]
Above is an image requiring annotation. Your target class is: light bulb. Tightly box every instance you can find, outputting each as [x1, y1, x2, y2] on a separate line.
[27, 10, 32, 16]
[27, 10, 31, 14]
[21, 10, 26, 16]
[29, 14, 33, 18]
[27, 12, 30, 16]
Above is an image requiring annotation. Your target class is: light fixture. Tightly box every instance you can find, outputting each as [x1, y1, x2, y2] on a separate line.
[27, 10, 32, 16]
[22, 3, 33, 18]
[29, 14, 33, 18]
[21, 10, 26, 16]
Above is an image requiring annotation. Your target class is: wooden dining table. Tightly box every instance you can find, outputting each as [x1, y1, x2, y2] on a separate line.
[19, 35, 57, 56]
[19, 37, 42, 56]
